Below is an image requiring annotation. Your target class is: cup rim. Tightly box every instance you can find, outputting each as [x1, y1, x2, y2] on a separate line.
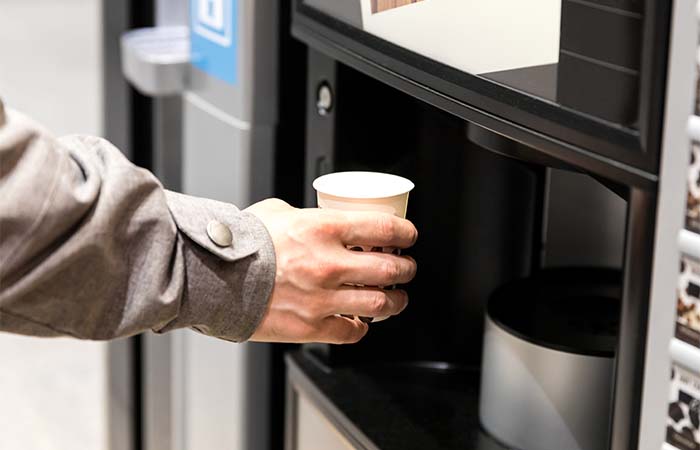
[313, 171, 415, 199]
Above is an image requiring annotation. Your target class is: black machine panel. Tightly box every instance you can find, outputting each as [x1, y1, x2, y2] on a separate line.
[293, 0, 671, 184]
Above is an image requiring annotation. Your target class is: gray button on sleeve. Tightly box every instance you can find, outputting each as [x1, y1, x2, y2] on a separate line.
[207, 220, 233, 247]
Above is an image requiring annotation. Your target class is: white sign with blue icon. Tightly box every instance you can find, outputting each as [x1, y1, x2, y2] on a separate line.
[190, 0, 238, 85]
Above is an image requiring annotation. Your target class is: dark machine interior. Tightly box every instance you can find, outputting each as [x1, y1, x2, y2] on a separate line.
[306, 63, 626, 369]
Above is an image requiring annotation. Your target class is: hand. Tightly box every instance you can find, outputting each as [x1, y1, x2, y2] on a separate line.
[245, 198, 418, 344]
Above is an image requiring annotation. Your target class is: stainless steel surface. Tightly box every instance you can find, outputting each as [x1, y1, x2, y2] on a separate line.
[543, 169, 626, 268]
[186, 0, 279, 124]
[479, 315, 614, 450]
[103, 0, 132, 160]
[157, 0, 188, 26]
[638, 1, 698, 448]
[173, 3, 280, 450]
[143, 334, 173, 450]
[144, 81, 184, 450]
[180, 338, 272, 450]
[121, 26, 190, 96]
[103, 2, 135, 450]
[302, 0, 363, 28]
[142, 10, 188, 450]
[107, 338, 134, 450]
[153, 96, 183, 190]
[316, 83, 333, 116]
[182, 95, 275, 206]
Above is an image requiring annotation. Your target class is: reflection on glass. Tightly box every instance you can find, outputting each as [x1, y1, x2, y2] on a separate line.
[303, 0, 645, 128]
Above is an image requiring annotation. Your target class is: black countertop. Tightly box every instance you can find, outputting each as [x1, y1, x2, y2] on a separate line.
[286, 349, 511, 450]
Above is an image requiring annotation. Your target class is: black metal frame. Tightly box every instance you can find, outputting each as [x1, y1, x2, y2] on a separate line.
[291, 4, 665, 449]
[291, 0, 671, 188]
[610, 188, 657, 450]
[103, 2, 155, 449]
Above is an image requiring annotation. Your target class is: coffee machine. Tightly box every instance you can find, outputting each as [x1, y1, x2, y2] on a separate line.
[284, 1, 699, 450]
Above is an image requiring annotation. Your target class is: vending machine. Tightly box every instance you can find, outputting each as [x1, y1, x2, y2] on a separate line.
[284, 1, 699, 449]
[113, 1, 306, 449]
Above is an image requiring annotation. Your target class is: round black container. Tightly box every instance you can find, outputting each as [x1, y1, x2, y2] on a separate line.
[487, 267, 622, 357]
[480, 268, 622, 450]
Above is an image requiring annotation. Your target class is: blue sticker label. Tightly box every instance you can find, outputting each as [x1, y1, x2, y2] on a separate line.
[190, 0, 238, 85]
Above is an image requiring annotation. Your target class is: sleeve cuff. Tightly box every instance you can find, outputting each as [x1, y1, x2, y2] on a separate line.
[158, 191, 276, 342]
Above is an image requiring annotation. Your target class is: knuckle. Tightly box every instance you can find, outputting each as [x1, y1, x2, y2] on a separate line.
[368, 291, 388, 314]
[377, 215, 395, 241]
[382, 260, 402, 281]
[317, 220, 337, 236]
[315, 212, 342, 235]
[307, 258, 340, 281]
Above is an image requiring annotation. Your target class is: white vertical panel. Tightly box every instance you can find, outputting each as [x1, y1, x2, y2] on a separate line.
[296, 394, 355, 450]
[0, 1, 106, 450]
[639, 0, 698, 448]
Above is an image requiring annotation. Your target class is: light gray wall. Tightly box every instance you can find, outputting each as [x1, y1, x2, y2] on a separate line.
[0, 1, 107, 450]
[0, 0, 103, 135]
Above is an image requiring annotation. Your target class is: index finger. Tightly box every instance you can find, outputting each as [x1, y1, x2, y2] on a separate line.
[336, 211, 418, 249]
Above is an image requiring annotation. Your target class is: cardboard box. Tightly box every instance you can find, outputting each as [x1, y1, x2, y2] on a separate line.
[667, 364, 700, 450]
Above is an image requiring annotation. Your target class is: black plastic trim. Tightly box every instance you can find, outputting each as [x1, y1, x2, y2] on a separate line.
[609, 187, 657, 450]
[291, 0, 669, 189]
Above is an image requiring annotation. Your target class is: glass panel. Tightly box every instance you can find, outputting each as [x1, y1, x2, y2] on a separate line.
[303, 0, 644, 128]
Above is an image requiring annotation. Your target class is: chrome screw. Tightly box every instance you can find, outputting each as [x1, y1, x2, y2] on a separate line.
[316, 83, 333, 116]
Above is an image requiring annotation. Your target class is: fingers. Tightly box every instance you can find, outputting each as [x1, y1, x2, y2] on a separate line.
[317, 315, 369, 344]
[334, 211, 418, 249]
[248, 310, 370, 344]
[326, 287, 409, 318]
[338, 252, 417, 286]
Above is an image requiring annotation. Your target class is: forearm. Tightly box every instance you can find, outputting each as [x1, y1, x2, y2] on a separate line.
[0, 104, 274, 341]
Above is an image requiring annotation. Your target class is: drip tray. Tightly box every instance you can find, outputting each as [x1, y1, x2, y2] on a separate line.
[287, 349, 512, 450]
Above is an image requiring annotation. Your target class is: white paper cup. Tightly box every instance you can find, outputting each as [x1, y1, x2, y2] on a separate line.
[313, 171, 415, 322]
[313, 171, 414, 218]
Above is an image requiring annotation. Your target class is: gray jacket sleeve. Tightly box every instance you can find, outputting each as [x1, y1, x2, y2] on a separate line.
[0, 101, 275, 341]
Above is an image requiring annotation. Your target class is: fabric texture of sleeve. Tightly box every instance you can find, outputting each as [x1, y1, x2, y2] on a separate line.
[0, 103, 275, 342]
